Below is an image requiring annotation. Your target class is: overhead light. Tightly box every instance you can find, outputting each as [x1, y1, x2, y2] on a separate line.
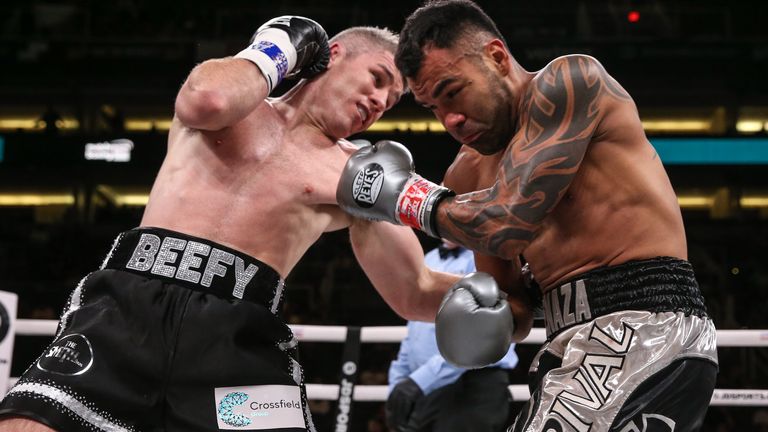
[740, 196, 768, 208]
[95, 185, 149, 206]
[641, 120, 711, 133]
[0, 194, 75, 206]
[124, 119, 173, 132]
[57, 119, 80, 130]
[676, 194, 768, 209]
[0, 113, 765, 135]
[367, 120, 445, 132]
[0, 119, 38, 130]
[0, 118, 79, 131]
[677, 195, 714, 208]
[736, 120, 766, 133]
[116, 194, 150, 206]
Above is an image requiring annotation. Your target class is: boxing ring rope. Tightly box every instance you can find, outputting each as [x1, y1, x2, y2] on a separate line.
[12, 320, 768, 407]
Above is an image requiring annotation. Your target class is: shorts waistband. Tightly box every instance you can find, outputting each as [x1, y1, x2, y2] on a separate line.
[101, 227, 285, 309]
[542, 257, 708, 340]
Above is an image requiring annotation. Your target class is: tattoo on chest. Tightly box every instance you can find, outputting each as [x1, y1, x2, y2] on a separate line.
[441, 56, 631, 258]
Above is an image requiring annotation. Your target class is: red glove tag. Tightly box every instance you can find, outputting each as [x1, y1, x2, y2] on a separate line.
[396, 176, 435, 229]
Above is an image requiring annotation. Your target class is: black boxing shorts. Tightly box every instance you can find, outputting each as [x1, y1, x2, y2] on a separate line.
[511, 257, 718, 432]
[0, 227, 316, 432]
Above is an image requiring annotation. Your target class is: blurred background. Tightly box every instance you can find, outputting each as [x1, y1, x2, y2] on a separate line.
[1, 0, 767, 430]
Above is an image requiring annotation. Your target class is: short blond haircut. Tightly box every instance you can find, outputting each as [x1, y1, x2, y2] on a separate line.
[330, 26, 399, 58]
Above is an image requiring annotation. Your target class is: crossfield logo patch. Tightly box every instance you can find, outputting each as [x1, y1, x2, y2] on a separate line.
[352, 163, 383, 208]
[214, 385, 304, 430]
[218, 392, 252, 427]
[37, 333, 93, 376]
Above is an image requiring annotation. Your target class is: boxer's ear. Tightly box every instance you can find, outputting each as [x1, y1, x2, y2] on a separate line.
[326, 42, 345, 69]
[485, 39, 509, 75]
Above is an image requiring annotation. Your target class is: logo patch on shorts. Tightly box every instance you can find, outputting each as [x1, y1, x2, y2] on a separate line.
[352, 163, 384, 208]
[37, 333, 94, 376]
[214, 385, 304, 430]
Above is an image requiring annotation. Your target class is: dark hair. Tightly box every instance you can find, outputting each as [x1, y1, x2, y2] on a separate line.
[396, 0, 506, 78]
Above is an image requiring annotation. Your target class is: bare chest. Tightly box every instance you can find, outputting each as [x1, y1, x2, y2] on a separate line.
[253, 146, 341, 205]
[208, 120, 346, 207]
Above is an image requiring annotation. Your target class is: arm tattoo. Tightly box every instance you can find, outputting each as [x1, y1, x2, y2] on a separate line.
[438, 56, 631, 259]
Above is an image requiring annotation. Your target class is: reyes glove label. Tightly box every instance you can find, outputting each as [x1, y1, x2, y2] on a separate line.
[351, 163, 384, 208]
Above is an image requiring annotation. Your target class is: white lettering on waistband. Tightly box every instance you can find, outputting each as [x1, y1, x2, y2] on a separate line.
[126, 233, 161, 271]
[152, 237, 187, 277]
[124, 233, 261, 296]
[203, 248, 235, 287]
[544, 279, 593, 336]
[233, 257, 259, 299]
[176, 241, 211, 284]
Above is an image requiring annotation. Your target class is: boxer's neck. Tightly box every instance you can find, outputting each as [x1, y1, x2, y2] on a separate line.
[505, 61, 535, 134]
[272, 82, 316, 126]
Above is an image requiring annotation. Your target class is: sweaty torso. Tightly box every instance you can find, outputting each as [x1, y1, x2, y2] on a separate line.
[141, 101, 353, 277]
[445, 94, 686, 291]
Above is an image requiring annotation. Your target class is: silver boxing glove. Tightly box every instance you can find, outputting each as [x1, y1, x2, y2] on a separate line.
[336, 140, 454, 238]
[435, 272, 515, 369]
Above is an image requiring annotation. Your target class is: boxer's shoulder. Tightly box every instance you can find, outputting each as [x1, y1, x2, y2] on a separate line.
[444, 146, 503, 193]
[533, 54, 603, 81]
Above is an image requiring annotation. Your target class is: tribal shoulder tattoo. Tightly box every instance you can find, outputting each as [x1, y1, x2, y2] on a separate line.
[437, 55, 632, 259]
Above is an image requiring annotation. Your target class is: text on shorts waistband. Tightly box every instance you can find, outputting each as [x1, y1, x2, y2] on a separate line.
[101, 227, 285, 309]
[542, 257, 708, 340]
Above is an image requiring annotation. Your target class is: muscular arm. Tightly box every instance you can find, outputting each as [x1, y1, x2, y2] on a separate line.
[174, 58, 269, 131]
[443, 148, 534, 340]
[349, 219, 459, 321]
[437, 55, 631, 259]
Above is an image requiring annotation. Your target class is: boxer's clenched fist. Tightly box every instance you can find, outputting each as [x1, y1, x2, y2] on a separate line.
[336, 140, 454, 238]
[235, 16, 330, 93]
[435, 272, 514, 368]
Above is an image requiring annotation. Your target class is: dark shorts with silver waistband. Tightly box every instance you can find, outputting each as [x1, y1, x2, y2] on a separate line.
[511, 257, 719, 432]
[0, 227, 316, 432]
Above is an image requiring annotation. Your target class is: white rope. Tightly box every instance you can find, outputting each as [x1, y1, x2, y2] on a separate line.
[7, 378, 766, 406]
[15, 319, 58, 336]
[11, 320, 768, 406]
[303, 385, 768, 406]
[14, 320, 768, 346]
[715, 329, 768, 347]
